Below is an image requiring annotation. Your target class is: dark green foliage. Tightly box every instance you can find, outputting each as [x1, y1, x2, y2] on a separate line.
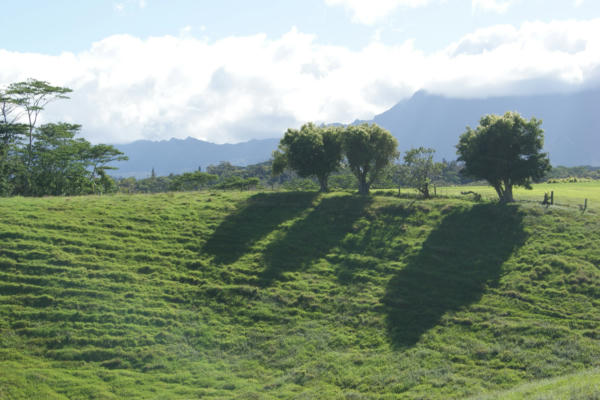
[545, 165, 600, 181]
[213, 176, 260, 191]
[169, 171, 218, 191]
[273, 123, 343, 192]
[342, 123, 399, 194]
[457, 112, 551, 203]
[0, 80, 126, 197]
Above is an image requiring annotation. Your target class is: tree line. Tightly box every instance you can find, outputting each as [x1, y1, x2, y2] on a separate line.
[273, 112, 551, 202]
[1, 78, 557, 203]
[0, 79, 127, 196]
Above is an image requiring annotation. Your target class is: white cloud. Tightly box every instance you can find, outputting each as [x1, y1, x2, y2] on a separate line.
[324, 0, 431, 25]
[0, 19, 599, 144]
[472, 0, 515, 14]
[114, 0, 147, 13]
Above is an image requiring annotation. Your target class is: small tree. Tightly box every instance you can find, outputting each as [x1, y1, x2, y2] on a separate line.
[403, 147, 442, 199]
[85, 143, 129, 194]
[457, 112, 550, 203]
[272, 123, 342, 192]
[342, 123, 399, 195]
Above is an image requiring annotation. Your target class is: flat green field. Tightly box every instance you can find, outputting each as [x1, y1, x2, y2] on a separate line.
[1, 191, 599, 399]
[438, 181, 600, 212]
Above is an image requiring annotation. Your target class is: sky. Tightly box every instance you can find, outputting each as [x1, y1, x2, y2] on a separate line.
[1, 0, 599, 144]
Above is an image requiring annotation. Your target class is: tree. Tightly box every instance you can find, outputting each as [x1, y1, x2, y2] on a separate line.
[85, 143, 128, 194]
[272, 123, 342, 192]
[403, 147, 443, 198]
[456, 111, 550, 203]
[342, 123, 399, 195]
[27, 123, 90, 196]
[6, 79, 72, 162]
[169, 171, 217, 191]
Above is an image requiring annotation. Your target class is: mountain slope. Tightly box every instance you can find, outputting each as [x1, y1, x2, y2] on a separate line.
[370, 89, 600, 166]
[108, 89, 600, 177]
[1, 191, 599, 399]
[112, 137, 279, 178]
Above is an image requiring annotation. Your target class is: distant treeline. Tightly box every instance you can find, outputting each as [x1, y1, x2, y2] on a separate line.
[115, 159, 472, 194]
[545, 165, 600, 180]
[115, 162, 600, 195]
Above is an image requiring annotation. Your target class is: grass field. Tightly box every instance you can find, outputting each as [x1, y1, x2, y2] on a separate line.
[1, 190, 599, 399]
[437, 181, 600, 212]
[470, 368, 600, 400]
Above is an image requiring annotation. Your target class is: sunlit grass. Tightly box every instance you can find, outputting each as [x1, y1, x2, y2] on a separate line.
[437, 181, 600, 212]
[1, 190, 599, 399]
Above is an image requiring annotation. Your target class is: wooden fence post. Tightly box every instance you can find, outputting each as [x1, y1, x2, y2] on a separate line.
[550, 191, 554, 205]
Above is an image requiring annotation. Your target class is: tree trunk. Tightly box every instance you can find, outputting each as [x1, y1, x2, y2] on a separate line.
[493, 183, 504, 202]
[358, 178, 369, 195]
[422, 183, 430, 199]
[503, 183, 514, 203]
[318, 175, 328, 193]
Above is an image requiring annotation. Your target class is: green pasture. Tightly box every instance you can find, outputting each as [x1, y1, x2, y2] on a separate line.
[0, 191, 599, 399]
[437, 181, 599, 212]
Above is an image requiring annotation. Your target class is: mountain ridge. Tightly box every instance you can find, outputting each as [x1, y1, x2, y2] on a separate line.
[111, 89, 600, 177]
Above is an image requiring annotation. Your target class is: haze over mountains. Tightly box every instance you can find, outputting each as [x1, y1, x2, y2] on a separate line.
[112, 89, 600, 177]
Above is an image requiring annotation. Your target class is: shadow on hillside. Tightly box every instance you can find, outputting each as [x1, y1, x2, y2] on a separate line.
[383, 203, 527, 348]
[202, 192, 318, 265]
[332, 202, 417, 284]
[259, 195, 372, 286]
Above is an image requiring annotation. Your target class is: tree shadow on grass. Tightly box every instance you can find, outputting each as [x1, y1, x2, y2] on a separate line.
[202, 192, 318, 265]
[383, 203, 527, 348]
[259, 195, 372, 286]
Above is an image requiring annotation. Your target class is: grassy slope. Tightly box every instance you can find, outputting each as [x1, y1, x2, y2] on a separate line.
[470, 368, 600, 400]
[438, 181, 600, 212]
[0, 191, 599, 399]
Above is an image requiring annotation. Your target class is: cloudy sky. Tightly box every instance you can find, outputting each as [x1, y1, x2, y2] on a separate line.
[1, 0, 599, 144]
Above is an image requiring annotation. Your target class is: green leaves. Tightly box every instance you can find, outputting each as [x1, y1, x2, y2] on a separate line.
[0, 79, 127, 197]
[273, 123, 343, 192]
[403, 147, 443, 198]
[457, 111, 551, 202]
[274, 122, 399, 194]
[342, 123, 399, 194]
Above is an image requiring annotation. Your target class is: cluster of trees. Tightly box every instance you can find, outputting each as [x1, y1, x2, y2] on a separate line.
[545, 165, 600, 181]
[0, 79, 127, 196]
[272, 123, 399, 195]
[1, 78, 552, 205]
[274, 112, 550, 202]
[116, 163, 273, 194]
[272, 123, 451, 197]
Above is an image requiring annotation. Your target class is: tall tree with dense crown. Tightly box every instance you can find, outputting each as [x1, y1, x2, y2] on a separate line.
[342, 123, 399, 195]
[272, 123, 342, 192]
[457, 111, 550, 203]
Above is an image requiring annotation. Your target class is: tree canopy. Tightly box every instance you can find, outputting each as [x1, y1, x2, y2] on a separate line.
[457, 111, 551, 203]
[403, 147, 443, 199]
[0, 79, 127, 197]
[342, 123, 399, 195]
[272, 123, 343, 192]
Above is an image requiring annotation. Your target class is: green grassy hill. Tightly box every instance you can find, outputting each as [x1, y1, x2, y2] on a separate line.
[1, 191, 599, 399]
